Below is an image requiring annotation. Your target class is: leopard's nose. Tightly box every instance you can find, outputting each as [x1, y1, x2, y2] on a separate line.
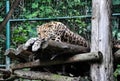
[42, 38, 45, 41]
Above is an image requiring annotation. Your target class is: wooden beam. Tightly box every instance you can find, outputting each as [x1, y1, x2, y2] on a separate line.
[90, 0, 113, 81]
[5, 45, 32, 62]
[48, 40, 89, 53]
[5, 40, 89, 62]
[11, 52, 102, 70]
[14, 70, 77, 81]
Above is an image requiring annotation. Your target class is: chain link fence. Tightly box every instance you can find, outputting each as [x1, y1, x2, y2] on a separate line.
[0, 0, 120, 70]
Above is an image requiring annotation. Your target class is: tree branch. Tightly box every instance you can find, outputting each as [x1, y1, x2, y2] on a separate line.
[5, 39, 90, 62]
[11, 52, 101, 70]
[14, 70, 77, 81]
[0, 0, 21, 32]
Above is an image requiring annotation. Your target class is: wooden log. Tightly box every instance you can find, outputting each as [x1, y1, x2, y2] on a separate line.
[114, 44, 120, 49]
[0, 69, 11, 80]
[114, 49, 120, 60]
[0, 69, 10, 74]
[113, 40, 120, 49]
[90, 0, 113, 81]
[5, 39, 89, 62]
[14, 70, 77, 81]
[11, 52, 102, 70]
[23, 37, 89, 52]
[4, 75, 16, 81]
[48, 40, 89, 53]
[5, 46, 32, 62]
[5, 48, 23, 62]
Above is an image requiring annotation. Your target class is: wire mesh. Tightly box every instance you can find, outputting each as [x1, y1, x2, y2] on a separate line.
[0, 1, 6, 21]
[10, 0, 91, 19]
[0, 0, 120, 69]
[0, 1, 6, 65]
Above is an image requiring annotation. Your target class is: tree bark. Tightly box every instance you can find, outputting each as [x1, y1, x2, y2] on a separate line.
[5, 40, 89, 62]
[90, 0, 113, 81]
[14, 70, 77, 81]
[11, 52, 101, 70]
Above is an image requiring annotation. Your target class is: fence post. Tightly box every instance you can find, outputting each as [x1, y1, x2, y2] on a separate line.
[6, 0, 10, 69]
[90, 0, 113, 81]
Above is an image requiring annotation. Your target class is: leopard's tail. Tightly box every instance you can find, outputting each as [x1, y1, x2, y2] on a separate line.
[62, 29, 89, 48]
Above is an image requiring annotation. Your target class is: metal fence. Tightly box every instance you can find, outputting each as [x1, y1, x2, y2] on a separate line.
[0, 0, 120, 69]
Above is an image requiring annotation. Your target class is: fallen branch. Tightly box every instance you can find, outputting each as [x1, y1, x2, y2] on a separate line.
[11, 52, 102, 70]
[5, 40, 90, 62]
[5, 45, 32, 62]
[14, 70, 77, 81]
[0, 69, 11, 80]
[0, 69, 10, 74]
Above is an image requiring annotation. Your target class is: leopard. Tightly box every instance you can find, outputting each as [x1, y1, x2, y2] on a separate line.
[36, 21, 89, 48]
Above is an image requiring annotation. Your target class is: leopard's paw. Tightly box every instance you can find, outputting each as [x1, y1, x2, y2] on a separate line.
[32, 38, 42, 51]
[23, 37, 39, 50]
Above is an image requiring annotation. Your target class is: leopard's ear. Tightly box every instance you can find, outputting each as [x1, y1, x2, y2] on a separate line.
[36, 25, 40, 29]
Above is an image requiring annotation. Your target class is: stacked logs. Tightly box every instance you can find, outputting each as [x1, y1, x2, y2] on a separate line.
[0, 37, 120, 81]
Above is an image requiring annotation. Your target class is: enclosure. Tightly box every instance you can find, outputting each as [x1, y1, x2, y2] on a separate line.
[0, 0, 120, 81]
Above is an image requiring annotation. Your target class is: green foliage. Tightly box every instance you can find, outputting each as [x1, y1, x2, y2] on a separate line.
[113, 0, 120, 5]
[114, 65, 120, 77]
[11, 22, 37, 47]
[9, 0, 91, 47]
[0, 1, 120, 81]
[112, 19, 120, 40]
[67, 18, 87, 35]
[0, 34, 6, 64]
[114, 65, 120, 81]
[18, 0, 90, 18]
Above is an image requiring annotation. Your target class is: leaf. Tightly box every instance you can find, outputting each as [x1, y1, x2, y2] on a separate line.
[0, 18, 3, 21]
[32, 3, 38, 9]
[0, 3, 2, 7]
[46, 8, 52, 14]
[117, 32, 120, 40]
[112, 28, 118, 37]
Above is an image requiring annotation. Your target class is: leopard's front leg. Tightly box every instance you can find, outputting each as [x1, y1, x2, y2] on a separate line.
[23, 37, 39, 50]
[32, 38, 42, 51]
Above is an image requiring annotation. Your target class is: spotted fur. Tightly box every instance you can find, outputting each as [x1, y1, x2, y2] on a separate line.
[37, 21, 89, 47]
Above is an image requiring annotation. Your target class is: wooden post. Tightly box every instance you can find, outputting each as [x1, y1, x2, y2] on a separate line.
[90, 0, 113, 81]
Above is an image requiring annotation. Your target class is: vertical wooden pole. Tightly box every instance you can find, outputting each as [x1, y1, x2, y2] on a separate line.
[90, 0, 113, 81]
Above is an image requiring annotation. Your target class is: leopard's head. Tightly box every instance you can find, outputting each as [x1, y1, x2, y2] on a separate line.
[37, 24, 55, 41]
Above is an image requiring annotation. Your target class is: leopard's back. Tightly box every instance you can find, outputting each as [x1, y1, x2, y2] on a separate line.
[37, 21, 89, 47]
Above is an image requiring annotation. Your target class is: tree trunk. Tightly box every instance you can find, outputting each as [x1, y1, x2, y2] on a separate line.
[90, 0, 113, 81]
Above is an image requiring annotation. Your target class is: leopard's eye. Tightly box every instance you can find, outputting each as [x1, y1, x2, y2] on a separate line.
[38, 33, 40, 35]
[43, 30, 46, 32]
